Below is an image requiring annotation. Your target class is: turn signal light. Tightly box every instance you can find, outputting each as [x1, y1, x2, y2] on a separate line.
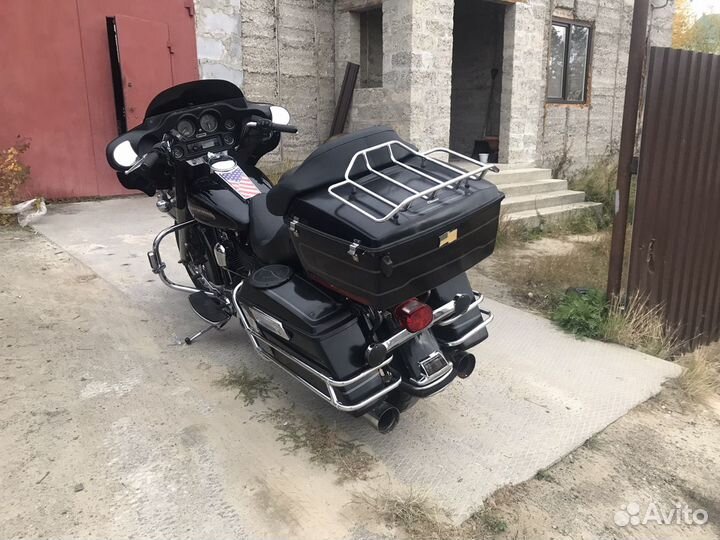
[394, 298, 434, 333]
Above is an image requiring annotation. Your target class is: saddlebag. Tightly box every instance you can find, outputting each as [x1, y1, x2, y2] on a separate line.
[235, 267, 391, 410]
[286, 149, 504, 309]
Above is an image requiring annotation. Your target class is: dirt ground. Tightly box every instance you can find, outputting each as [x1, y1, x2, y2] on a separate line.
[1, 227, 718, 539]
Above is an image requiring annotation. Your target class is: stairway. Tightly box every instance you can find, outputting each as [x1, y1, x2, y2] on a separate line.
[453, 162, 602, 228]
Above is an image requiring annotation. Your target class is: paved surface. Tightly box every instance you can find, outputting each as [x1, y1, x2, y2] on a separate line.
[31, 197, 681, 525]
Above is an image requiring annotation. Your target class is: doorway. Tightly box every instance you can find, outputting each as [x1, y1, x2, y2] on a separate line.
[450, 0, 505, 160]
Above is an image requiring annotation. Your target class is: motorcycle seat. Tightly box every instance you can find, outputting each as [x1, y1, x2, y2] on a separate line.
[265, 126, 413, 216]
[249, 193, 296, 264]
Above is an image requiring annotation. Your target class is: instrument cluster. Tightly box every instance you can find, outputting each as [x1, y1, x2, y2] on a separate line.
[171, 109, 238, 160]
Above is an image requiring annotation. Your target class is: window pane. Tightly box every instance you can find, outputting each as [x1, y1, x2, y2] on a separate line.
[548, 24, 567, 99]
[566, 25, 590, 101]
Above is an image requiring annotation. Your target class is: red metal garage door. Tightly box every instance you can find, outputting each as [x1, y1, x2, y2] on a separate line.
[0, 0, 198, 199]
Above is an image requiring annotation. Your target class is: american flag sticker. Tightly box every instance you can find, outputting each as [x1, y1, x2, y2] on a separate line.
[216, 166, 261, 199]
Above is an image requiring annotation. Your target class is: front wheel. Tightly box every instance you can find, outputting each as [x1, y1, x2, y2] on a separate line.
[175, 224, 222, 291]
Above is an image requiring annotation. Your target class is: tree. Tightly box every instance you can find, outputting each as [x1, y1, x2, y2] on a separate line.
[672, 0, 696, 50]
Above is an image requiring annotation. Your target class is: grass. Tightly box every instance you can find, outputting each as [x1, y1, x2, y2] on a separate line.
[678, 342, 720, 403]
[604, 293, 682, 359]
[493, 230, 610, 314]
[257, 407, 377, 483]
[567, 153, 621, 226]
[490, 230, 682, 359]
[495, 212, 601, 250]
[357, 489, 510, 540]
[215, 368, 279, 405]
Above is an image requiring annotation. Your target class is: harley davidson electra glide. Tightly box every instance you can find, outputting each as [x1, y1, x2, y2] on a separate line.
[107, 80, 504, 433]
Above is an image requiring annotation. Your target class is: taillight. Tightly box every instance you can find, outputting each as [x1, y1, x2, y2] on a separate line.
[394, 298, 434, 333]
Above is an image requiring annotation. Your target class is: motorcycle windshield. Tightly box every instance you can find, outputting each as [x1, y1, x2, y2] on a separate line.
[145, 80, 247, 119]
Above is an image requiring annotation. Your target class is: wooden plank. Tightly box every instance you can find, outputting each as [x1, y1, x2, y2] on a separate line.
[330, 62, 360, 137]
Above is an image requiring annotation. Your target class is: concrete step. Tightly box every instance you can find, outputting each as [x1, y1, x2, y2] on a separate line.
[486, 167, 554, 184]
[501, 190, 586, 214]
[503, 202, 604, 228]
[495, 178, 568, 197]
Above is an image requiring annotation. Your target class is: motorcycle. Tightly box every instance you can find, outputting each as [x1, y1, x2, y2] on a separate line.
[106, 80, 504, 433]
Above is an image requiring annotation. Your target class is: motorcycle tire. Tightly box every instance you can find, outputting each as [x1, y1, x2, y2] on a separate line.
[175, 224, 222, 291]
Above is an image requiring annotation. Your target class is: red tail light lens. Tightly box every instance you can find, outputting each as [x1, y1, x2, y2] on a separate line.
[394, 298, 434, 333]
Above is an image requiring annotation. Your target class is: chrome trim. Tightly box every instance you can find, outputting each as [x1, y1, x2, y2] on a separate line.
[441, 308, 494, 347]
[232, 282, 402, 412]
[407, 361, 455, 390]
[328, 141, 498, 223]
[149, 220, 205, 294]
[437, 294, 484, 326]
[409, 352, 453, 387]
[375, 291, 490, 354]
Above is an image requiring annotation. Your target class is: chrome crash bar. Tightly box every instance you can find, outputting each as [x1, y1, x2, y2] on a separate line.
[232, 283, 493, 413]
[147, 220, 205, 294]
[232, 283, 401, 412]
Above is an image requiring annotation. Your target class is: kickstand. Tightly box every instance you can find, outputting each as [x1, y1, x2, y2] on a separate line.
[184, 316, 231, 345]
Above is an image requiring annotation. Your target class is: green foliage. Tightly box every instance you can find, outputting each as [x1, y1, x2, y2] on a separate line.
[568, 154, 619, 226]
[551, 288, 608, 339]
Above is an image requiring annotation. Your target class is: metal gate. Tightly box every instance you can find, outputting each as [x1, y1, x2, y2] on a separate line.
[628, 47, 720, 346]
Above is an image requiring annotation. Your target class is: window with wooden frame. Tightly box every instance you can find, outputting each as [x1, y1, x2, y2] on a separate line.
[547, 19, 592, 104]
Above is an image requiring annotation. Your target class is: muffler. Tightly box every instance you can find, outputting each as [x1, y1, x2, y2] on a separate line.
[363, 401, 400, 433]
[454, 352, 476, 379]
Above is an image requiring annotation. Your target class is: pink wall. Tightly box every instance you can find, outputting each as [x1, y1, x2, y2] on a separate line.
[0, 0, 198, 199]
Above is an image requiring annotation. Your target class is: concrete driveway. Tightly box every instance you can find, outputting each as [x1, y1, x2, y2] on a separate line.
[5, 196, 680, 538]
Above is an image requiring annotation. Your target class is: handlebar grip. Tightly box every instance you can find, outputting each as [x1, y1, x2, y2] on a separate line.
[141, 149, 161, 170]
[272, 123, 298, 134]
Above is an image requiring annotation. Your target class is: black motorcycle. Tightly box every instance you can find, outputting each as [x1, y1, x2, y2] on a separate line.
[107, 80, 504, 433]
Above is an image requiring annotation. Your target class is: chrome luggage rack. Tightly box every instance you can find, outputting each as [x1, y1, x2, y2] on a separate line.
[327, 141, 499, 223]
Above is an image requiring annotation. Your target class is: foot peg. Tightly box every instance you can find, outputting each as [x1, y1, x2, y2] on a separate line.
[184, 292, 231, 345]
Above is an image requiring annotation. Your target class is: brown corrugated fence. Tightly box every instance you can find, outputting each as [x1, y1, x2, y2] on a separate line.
[628, 47, 720, 346]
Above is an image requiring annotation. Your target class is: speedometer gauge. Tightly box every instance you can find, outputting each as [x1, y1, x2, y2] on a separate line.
[177, 119, 195, 138]
[199, 113, 218, 133]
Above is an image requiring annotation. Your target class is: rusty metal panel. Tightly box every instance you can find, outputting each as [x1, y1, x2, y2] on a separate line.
[0, 0, 198, 199]
[114, 15, 175, 130]
[628, 47, 720, 346]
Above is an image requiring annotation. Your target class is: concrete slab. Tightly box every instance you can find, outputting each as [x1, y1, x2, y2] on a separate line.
[32, 197, 681, 522]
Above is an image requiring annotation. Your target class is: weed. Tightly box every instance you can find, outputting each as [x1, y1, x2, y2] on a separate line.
[583, 433, 601, 450]
[492, 231, 610, 313]
[0, 138, 31, 226]
[476, 509, 508, 534]
[534, 468, 555, 482]
[357, 489, 454, 540]
[215, 368, 278, 405]
[679, 343, 720, 402]
[552, 289, 608, 339]
[258, 407, 377, 483]
[604, 293, 682, 360]
[568, 153, 621, 226]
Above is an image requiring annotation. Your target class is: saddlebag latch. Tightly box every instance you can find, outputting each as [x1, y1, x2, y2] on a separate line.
[347, 240, 361, 262]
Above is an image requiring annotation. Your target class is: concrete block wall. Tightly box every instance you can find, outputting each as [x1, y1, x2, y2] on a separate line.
[195, 0, 335, 163]
[194, 0, 244, 86]
[337, 0, 454, 149]
[537, 0, 675, 170]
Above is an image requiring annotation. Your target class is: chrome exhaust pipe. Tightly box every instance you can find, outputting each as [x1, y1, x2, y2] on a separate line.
[455, 352, 476, 379]
[363, 401, 400, 433]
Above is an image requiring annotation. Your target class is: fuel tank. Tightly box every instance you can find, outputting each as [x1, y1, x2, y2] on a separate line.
[187, 169, 270, 231]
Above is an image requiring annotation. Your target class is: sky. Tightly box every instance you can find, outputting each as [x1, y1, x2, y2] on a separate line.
[692, 0, 720, 16]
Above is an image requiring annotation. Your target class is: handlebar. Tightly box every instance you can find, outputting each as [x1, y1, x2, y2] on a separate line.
[125, 142, 168, 175]
[246, 117, 298, 134]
